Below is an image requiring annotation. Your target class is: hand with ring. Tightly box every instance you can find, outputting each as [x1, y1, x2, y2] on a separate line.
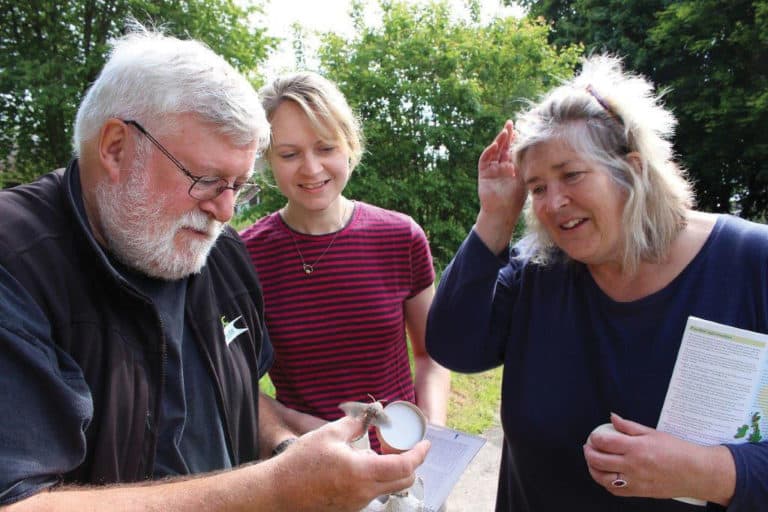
[582, 413, 736, 506]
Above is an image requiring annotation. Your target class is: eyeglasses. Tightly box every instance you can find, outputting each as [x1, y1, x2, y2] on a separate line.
[122, 119, 261, 206]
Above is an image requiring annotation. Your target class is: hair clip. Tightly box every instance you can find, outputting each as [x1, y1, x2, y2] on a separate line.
[586, 84, 623, 125]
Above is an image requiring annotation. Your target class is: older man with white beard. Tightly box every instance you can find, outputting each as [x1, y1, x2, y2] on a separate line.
[0, 23, 428, 512]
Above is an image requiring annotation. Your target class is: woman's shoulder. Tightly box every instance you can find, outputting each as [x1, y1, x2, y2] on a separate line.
[353, 201, 422, 231]
[711, 213, 768, 246]
[238, 211, 282, 243]
[239, 211, 280, 236]
[700, 213, 768, 265]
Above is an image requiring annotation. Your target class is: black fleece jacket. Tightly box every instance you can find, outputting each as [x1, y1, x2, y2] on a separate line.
[0, 161, 271, 487]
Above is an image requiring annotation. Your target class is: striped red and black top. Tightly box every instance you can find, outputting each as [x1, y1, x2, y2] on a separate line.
[240, 201, 435, 450]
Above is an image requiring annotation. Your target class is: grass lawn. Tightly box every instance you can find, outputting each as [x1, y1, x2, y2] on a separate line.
[446, 367, 502, 434]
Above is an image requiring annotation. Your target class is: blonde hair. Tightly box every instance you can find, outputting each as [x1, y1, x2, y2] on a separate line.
[259, 71, 364, 169]
[513, 54, 694, 273]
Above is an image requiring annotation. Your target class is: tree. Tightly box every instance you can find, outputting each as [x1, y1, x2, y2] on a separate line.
[295, 0, 582, 269]
[649, 0, 768, 218]
[0, 0, 276, 187]
[519, 0, 768, 219]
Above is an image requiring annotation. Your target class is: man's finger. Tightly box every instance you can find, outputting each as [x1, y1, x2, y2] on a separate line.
[327, 414, 369, 443]
[370, 439, 431, 483]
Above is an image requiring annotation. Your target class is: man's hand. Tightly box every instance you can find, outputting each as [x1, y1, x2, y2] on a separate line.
[5, 415, 429, 512]
[270, 415, 430, 511]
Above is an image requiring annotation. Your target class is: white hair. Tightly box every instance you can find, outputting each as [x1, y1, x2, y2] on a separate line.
[73, 21, 270, 154]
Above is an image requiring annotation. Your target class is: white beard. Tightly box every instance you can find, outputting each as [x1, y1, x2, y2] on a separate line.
[94, 168, 224, 280]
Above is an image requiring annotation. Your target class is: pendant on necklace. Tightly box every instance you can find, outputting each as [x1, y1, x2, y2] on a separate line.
[302, 263, 314, 275]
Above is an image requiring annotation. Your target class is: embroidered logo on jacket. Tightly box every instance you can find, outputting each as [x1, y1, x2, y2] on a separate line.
[221, 315, 248, 346]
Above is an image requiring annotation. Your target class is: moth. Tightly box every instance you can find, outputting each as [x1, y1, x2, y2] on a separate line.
[339, 396, 391, 440]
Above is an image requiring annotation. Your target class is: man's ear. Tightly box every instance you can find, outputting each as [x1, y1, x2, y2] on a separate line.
[98, 118, 129, 182]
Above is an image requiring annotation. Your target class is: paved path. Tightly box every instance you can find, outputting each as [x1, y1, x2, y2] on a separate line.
[443, 420, 503, 511]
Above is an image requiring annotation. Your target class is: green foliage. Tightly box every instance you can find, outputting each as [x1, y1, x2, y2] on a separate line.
[260, 373, 276, 397]
[648, 0, 768, 219]
[0, 0, 276, 188]
[231, 173, 287, 232]
[308, 0, 581, 270]
[520, 0, 768, 220]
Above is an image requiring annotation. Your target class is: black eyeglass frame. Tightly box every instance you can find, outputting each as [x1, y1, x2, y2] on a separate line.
[121, 119, 261, 205]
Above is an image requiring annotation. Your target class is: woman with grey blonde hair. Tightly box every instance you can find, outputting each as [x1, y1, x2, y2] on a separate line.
[514, 54, 694, 274]
[241, 71, 450, 454]
[426, 54, 768, 511]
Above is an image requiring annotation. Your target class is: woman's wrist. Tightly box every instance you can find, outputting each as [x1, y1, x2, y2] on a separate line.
[474, 211, 517, 254]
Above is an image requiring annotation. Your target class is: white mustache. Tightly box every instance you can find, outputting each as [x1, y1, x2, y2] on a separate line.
[177, 211, 222, 238]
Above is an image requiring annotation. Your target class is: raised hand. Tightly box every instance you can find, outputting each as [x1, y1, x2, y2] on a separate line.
[474, 120, 527, 254]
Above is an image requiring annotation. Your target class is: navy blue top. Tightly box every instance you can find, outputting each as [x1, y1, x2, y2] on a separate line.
[426, 215, 768, 511]
[113, 261, 231, 476]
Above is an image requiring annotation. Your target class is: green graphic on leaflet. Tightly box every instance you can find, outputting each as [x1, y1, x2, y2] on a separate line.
[734, 386, 768, 442]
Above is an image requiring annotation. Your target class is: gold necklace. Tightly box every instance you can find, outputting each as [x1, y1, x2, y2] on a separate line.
[285, 203, 349, 275]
